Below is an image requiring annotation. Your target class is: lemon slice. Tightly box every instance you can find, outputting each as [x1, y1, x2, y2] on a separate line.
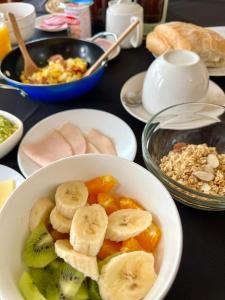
[0, 180, 15, 208]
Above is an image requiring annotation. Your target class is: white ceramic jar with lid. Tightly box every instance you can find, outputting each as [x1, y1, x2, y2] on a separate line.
[106, 0, 143, 49]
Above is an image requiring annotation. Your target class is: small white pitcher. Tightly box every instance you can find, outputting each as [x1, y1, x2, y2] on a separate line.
[106, 0, 143, 49]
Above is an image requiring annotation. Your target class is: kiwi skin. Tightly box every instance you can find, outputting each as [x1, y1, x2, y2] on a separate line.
[23, 223, 57, 268]
[19, 271, 46, 300]
[47, 262, 85, 300]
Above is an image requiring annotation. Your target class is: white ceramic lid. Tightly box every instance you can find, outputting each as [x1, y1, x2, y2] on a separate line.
[107, 1, 143, 15]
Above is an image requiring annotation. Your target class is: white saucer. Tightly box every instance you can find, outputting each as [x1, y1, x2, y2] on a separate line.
[120, 72, 225, 123]
[17, 109, 137, 178]
[0, 164, 24, 210]
[35, 14, 67, 32]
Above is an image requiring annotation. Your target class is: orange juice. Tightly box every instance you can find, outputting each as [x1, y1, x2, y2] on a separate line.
[0, 14, 11, 60]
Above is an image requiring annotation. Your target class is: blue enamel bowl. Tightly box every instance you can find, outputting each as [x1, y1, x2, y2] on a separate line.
[0, 37, 105, 102]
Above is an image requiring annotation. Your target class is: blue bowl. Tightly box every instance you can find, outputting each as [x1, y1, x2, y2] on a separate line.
[0, 37, 105, 102]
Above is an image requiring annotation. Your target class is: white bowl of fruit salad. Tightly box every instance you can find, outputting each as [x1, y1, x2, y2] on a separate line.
[0, 154, 182, 300]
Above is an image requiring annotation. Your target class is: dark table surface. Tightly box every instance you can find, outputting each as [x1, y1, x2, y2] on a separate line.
[1, 1, 225, 299]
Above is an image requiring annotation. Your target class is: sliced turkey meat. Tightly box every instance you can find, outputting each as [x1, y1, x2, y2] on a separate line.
[59, 122, 87, 155]
[85, 128, 117, 155]
[22, 129, 73, 167]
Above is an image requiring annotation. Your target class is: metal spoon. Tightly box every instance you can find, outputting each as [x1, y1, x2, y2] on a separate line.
[122, 90, 142, 107]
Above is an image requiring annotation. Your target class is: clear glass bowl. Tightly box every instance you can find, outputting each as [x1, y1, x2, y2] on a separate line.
[142, 102, 225, 210]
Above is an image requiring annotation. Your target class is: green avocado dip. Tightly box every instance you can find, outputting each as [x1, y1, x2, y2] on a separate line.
[0, 115, 18, 144]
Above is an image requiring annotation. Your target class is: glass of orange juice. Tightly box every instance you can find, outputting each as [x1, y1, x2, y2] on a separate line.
[0, 12, 12, 61]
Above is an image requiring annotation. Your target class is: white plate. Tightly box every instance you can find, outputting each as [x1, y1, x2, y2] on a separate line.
[17, 109, 137, 178]
[120, 72, 225, 123]
[151, 27, 225, 77]
[35, 14, 67, 32]
[206, 27, 225, 76]
[0, 165, 24, 210]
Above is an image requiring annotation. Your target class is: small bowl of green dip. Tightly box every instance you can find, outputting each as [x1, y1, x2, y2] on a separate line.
[0, 111, 23, 159]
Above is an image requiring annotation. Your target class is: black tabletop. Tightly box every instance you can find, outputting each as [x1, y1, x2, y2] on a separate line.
[1, 1, 225, 300]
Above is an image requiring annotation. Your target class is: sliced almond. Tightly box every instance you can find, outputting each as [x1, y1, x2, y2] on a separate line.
[201, 183, 211, 193]
[207, 154, 219, 169]
[193, 171, 214, 182]
[203, 164, 215, 174]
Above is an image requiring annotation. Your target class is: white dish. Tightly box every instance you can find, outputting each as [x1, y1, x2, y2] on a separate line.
[18, 109, 137, 178]
[35, 14, 67, 32]
[0, 165, 24, 187]
[0, 164, 24, 211]
[121, 72, 225, 123]
[0, 154, 182, 300]
[0, 110, 23, 159]
[206, 27, 225, 77]
[0, 2, 36, 45]
[151, 27, 225, 77]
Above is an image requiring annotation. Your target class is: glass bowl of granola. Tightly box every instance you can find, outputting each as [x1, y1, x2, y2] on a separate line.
[142, 102, 225, 210]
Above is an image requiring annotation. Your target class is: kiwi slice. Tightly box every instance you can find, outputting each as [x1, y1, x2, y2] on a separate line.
[88, 280, 102, 300]
[29, 267, 51, 296]
[75, 282, 89, 300]
[19, 271, 47, 300]
[23, 223, 57, 268]
[47, 262, 85, 300]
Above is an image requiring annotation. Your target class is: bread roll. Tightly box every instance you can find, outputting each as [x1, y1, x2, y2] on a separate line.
[146, 22, 225, 67]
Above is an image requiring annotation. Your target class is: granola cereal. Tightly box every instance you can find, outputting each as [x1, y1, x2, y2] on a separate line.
[160, 143, 225, 196]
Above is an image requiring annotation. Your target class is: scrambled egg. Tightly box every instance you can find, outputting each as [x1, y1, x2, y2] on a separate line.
[20, 55, 87, 85]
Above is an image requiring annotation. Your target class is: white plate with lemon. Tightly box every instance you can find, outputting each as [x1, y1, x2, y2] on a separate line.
[0, 165, 24, 210]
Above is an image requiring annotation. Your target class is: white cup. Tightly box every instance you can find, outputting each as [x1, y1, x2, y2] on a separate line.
[142, 49, 209, 114]
[106, 0, 143, 49]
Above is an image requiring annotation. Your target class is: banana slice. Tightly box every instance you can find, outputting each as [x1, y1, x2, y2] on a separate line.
[55, 240, 99, 281]
[70, 204, 108, 256]
[106, 209, 152, 242]
[99, 251, 157, 300]
[50, 207, 72, 233]
[55, 181, 88, 219]
[29, 197, 54, 231]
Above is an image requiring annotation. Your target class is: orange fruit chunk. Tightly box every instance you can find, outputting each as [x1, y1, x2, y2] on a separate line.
[85, 175, 118, 195]
[119, 197, 144, 210]
[97, 193, 120, 215]
[121, 237, 143, 253]
[87, 193, 98, 205]
[135, 222, 161, 252]
[98, 239, 121, 260]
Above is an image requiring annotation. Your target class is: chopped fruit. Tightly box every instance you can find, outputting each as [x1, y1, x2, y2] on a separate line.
[120, 237, 143, 253]
[87, 193, 98, 205]
[49, 229, 69, 241]
[85, 175, 118, 195]
[119, 197, 144, 210]
[97, 193, 120, 215]
[98, 239, 121, 260]
[135, 223, 161, 252]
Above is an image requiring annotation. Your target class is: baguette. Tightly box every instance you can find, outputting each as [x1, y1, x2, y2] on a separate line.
[146, 22, 225, 68]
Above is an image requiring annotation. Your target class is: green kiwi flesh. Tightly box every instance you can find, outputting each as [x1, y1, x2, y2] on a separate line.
[19, 271, 47, 300]
[47, 262, 85, 300]
[23, 223, 57, 268]
[75, 282, 89, 300]
[29, 267, 51, 297]
[88, 280, 102, 300]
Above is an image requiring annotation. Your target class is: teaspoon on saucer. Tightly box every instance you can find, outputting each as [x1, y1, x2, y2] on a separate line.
[122, 90, 142, 107]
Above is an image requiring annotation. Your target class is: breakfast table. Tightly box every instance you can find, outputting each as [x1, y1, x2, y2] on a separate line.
[0, 0, 225, 299]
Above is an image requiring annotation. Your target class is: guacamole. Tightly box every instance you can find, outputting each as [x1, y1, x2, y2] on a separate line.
[0, 115, 17, 144]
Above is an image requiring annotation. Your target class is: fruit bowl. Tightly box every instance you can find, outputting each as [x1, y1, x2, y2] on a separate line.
[0, 155, 182, 300]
